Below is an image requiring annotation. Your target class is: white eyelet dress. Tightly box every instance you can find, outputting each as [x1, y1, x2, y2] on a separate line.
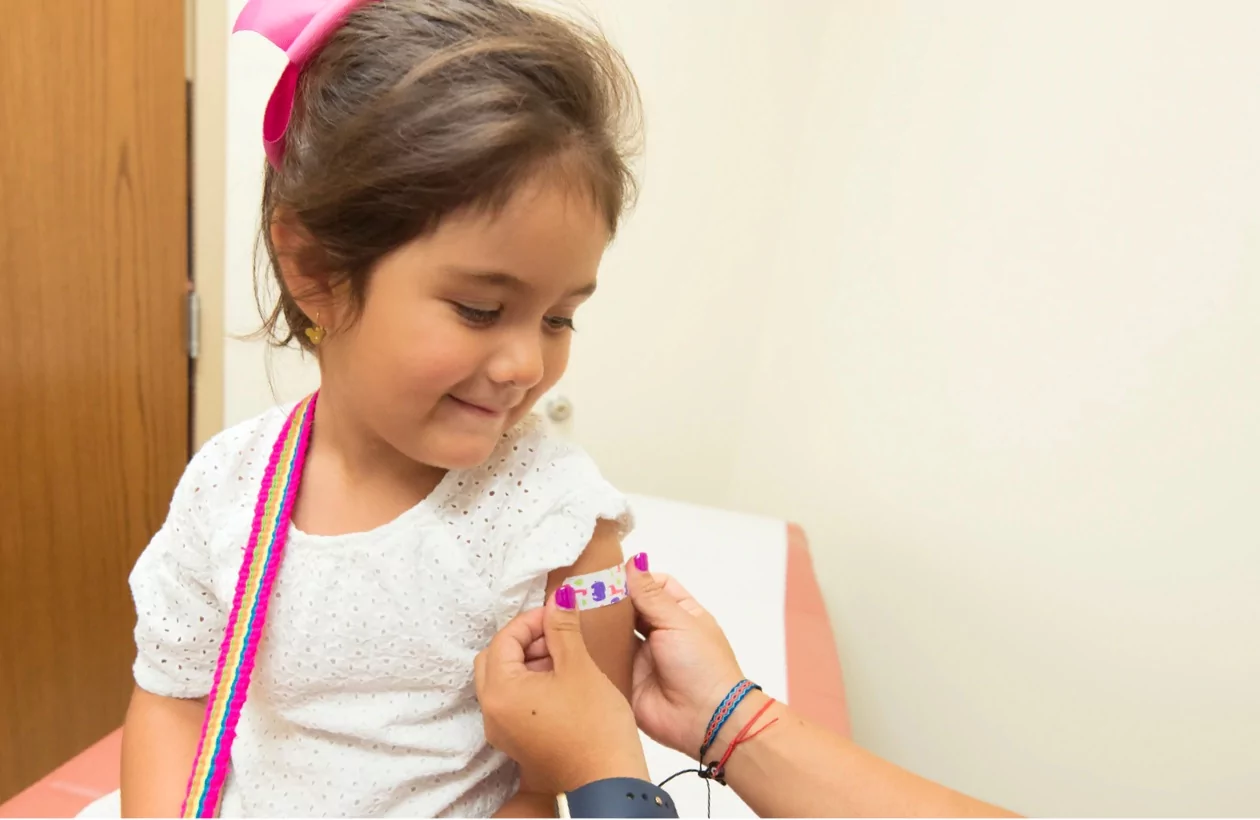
[129, 406, 632, 817]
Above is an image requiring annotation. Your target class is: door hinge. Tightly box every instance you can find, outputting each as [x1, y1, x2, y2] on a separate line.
[187, 287, 201, 360]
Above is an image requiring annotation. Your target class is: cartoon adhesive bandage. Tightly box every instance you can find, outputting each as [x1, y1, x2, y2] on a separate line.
[563, 565, 628, 611]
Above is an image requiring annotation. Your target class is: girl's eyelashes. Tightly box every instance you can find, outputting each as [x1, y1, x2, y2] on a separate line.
[544, 315, 577, 333]
[453, 302, 577, 333]
[453, 303, 501, 326]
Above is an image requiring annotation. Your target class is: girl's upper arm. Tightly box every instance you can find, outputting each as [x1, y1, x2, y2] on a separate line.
[509, 518, 635, 805]
[543, 518, 635, 698]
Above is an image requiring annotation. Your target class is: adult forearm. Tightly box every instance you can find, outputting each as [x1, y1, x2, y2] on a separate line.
[720, 694, 1016, 818]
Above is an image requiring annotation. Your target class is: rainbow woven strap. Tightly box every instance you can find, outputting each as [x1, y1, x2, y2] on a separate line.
[181, 394, 318, 818]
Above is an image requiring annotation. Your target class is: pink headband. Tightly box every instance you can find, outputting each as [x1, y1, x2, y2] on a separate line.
[233, 0, 374, 168]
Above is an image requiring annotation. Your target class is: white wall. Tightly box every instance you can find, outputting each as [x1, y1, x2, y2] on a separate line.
[728, 1, 1260, 815]
[218, 0, 1260, 814]
[223, 0, 320, 424]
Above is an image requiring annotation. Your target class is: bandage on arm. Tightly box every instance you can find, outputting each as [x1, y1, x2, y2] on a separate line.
[562, 564, 628, 611]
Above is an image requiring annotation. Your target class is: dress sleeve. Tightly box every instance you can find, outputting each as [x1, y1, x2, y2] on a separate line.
[129, 449, 228, 699]
[490, 422, 634, 629]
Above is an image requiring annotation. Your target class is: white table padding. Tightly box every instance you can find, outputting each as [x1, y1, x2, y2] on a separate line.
[76, 790, 119, 818]
[623, 494, 788, 818]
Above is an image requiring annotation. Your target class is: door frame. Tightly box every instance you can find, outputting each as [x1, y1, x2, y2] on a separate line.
[191, 0, 227, 448]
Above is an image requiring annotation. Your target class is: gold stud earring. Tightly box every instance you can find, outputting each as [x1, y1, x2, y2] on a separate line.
[304, 313, 326, 346]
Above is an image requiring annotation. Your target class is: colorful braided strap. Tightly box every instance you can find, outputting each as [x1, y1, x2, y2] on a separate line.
[180, 393, 318, 817]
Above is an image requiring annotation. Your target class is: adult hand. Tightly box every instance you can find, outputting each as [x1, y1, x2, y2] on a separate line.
[626, 559, 746, 758]
[474, 584, 649, 794]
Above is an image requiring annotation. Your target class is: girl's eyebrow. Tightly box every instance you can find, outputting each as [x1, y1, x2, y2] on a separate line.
[444, 267, 598, 298]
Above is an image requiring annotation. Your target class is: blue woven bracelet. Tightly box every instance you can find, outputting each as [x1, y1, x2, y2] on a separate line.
[698, 679, 762, 761]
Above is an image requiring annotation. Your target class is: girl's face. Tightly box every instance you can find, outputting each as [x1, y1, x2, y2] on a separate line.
[315, 174, 610, 470]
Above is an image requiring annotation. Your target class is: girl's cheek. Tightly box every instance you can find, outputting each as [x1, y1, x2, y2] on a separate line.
[403, 343, 478, 387]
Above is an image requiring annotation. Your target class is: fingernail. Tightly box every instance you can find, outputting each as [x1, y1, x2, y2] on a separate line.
[555, 584, 576, 610]
[633, 552, 649, 573]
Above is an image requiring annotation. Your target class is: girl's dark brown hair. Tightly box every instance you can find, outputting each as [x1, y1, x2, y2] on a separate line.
[258, 0, 641, 350]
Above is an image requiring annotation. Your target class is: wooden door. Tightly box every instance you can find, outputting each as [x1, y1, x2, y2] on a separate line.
[0, 0, 188, 800]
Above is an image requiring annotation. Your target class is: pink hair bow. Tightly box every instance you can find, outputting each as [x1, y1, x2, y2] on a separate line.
[234, 0, 373, 168]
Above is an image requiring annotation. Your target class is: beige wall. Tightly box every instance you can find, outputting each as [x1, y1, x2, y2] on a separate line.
[222, 0, 320, 424]
[212, 0, 1260, 814]
[728, 1, 1260, 814]
[191, 0, 227, 447]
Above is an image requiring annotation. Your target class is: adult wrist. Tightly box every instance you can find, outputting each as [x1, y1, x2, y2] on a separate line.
[710, 689, 773, 757]
[563, 744, 651, 793]
[695, 678, 767, 764]
[705, 690, 783, 788]
[686, 677, 747, 756]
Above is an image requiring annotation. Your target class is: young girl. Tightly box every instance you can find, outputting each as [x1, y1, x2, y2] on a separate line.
[121, 0, 641, 815]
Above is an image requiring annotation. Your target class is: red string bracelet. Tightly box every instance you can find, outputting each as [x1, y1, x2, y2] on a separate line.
[707, 697, 779, 784]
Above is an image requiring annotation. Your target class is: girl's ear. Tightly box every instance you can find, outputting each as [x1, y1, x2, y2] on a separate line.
[270, 210, 341, 330]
